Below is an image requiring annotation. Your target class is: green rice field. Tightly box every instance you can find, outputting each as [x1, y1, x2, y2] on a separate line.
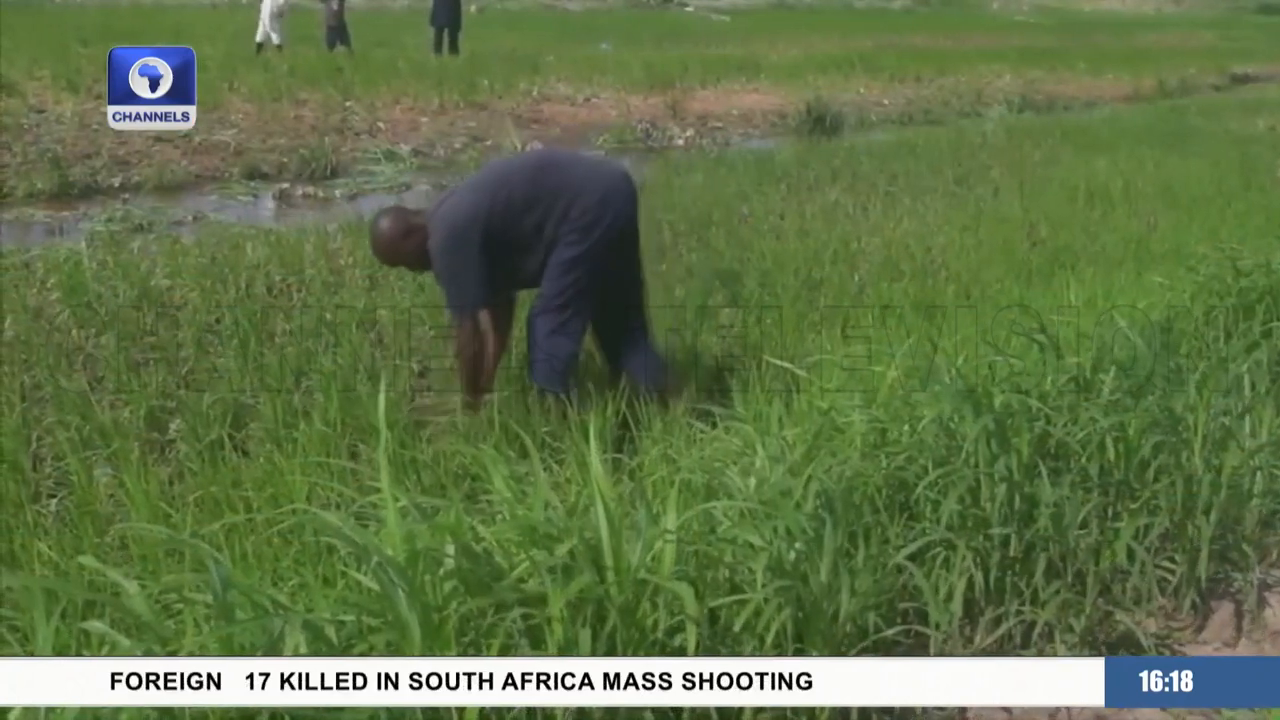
[1, 2, 1279, 719]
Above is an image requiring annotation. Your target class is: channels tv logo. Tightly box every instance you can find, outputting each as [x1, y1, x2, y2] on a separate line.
[106, 46, 197, 131]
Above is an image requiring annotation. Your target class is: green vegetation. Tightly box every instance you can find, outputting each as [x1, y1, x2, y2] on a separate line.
[1, 4, 1278, 199]
[2, 5, 1275, 102]
[2, 2, 1280, 719]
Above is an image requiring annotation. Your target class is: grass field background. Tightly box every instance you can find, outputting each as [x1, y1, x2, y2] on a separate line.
[3, 5, 1278, 102]
[2, 1, 1280, 718]
[2, 4, 1279, 199]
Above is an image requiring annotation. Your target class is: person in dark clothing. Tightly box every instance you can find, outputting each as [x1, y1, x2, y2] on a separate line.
[321, 0, 352, 53]
[368, 148, 670, 410]
[430, 0, 462, 56]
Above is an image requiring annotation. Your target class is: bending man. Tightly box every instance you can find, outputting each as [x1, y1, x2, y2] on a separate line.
[369, 148, 670, 409]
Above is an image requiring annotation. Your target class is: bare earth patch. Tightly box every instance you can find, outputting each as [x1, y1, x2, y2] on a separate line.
[2, 67, 1277, 201]
[0, 85, 800, 199]
[515, 86, 792, 136]
[959, 591, 1280, 720]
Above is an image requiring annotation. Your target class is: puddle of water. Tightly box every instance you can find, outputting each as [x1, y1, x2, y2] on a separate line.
[0, 141, 772, 249]
[178, 182, 441, 230]
[734, 136, 782, 151]
[0, 215, 89, 248]
[0, 182, 445, 249]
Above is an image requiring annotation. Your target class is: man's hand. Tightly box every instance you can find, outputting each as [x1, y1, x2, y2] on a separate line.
[455, 296, 516, 411]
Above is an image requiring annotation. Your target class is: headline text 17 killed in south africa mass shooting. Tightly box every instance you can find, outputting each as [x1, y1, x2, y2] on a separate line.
[229, 669, 818, 693]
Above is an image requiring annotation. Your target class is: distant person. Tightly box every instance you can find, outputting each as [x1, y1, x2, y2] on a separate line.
[255, 0, 287, 55]
[430, 0, 462, 56]
[320, 0, 352, 53]
[367, 148, 671, 410]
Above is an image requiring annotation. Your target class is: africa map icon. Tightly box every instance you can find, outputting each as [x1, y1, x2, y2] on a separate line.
[128, 57, 174, 99]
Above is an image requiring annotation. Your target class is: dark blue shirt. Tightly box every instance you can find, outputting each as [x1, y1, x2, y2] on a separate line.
[426, 148, 632, 319]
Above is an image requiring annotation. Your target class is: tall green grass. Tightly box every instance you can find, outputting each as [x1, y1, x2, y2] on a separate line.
[1, 88, 1278, 718]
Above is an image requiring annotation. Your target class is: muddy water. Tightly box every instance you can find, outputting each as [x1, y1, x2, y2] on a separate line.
[0, 142, 782, 248]
[0, 182, 442, 248]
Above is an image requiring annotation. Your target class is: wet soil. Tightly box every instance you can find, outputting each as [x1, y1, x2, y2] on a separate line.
[0, 140, 787, 247]
[0, 181, 441, 247]
[4, 67, 1277, 247]
[3, 67, 1276, 208]
[0, 84, 794, 205]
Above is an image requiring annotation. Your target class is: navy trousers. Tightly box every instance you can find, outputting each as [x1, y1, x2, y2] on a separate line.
[526, 177, 667, 398]
[325, 23, 352, 51]
[432, 25, 460, 56]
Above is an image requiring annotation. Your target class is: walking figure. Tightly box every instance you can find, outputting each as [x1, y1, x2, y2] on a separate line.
[321, 0, 352, 53]
[430, 0, 462, 56]
[255, 0, 286, 54]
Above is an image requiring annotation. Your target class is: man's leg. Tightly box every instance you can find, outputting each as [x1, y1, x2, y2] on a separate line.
[589, 182, 669, 396]
[325, 26, 339, 52]
[447, 27, 460, 56]
[526, 226, 605, 399]
[432, 26, 445, 55]
[339, 23, 353, 51]
[268, 17, 284, 51]
[255, 18, 268, 55]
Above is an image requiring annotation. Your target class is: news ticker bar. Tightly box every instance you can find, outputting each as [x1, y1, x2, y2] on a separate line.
[1, 657, 1278, 708]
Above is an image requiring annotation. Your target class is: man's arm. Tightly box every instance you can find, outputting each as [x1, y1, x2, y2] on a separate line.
[483, 294, 515, 393]
[431, 202, 505, 410]
[454, 313, 490, 410]
[454, 295, 515, 410]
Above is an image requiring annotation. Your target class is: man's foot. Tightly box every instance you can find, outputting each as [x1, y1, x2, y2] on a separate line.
[275, 45, 284, 52]
[255, 42, 264, 55]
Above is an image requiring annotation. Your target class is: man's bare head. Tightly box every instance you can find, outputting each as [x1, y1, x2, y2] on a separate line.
[369, 205, 431, 272]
